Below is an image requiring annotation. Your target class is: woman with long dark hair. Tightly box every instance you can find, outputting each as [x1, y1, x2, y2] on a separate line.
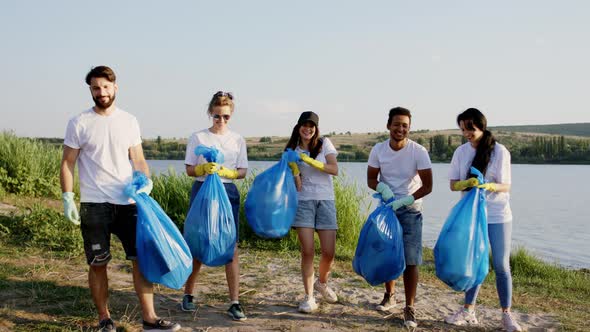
[286, 111, 339, 313]
[444, 108, 522, 332]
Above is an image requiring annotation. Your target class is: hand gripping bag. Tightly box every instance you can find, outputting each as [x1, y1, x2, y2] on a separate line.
[244, 149, 299, 238]
[352, 195, 405, 286]
[183, 145, 236, 267]
[434, 167, 490, 291]
[124, 171, 193, 289]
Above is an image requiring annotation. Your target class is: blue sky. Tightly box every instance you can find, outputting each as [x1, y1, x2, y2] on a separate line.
[1, 1, 589, 138]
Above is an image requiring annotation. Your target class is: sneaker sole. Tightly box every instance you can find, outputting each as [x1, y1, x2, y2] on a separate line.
[227, 312, 247, 321]
[404, 321, 418, 328]
[180, 305, 196, 312]
[143, 326, 181, 332]
[376, 304, 396, 312]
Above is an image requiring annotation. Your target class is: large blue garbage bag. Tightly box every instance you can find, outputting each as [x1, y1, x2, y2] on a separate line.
[184, 145, 236, 267]
[434, 167, 490, 291]
[124, 171, 192, 290]
[244, 149, 300, 238]
[353, 194, 405, 286]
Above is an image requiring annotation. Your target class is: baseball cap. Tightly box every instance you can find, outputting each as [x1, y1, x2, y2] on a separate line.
[297, 111, 319, 127]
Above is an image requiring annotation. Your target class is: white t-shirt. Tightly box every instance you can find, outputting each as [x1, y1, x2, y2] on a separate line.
[184, 128, 248, 183]
[448, 142, 512, 224]
[367, 139, 432, 210]
[64, 108, 142, 204]
[296, 137, 338, 201]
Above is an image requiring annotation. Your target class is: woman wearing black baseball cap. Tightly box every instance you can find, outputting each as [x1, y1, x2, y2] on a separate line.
[285, 111, 340, 313]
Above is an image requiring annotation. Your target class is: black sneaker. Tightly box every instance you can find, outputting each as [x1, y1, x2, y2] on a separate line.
[181, 294, 196, 312]
[142, 318, 181, 331]
[98, 318, 116, 332]
[376, 292, 396, 312]
[227, 303, 247, 321]
[404, 305, 418, 328]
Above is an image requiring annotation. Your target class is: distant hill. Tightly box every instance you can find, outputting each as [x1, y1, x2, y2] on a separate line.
[490, 123, 590, 137]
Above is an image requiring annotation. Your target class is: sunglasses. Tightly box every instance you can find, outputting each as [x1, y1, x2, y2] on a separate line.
[213, 114, 231, 121]
[214, 91, 233, 100]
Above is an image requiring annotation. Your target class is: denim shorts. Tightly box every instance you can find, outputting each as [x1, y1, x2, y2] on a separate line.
[396, 206, 423, 266]
[80, 203, 138, 266]
[292, 200, 338, 230]
[189, 181, 240, 241]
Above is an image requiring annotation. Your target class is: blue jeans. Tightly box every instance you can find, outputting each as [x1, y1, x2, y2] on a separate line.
[465, 222, 513, 308]
[396, 206, 423, 266]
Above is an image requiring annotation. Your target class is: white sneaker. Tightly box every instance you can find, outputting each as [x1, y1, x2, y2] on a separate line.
[502, 312, 523, 332]
[445, 307, 479, 326]
[314, 279, 338, 303]
[298, 295, 318, 313]
[376, 292, 396, 312]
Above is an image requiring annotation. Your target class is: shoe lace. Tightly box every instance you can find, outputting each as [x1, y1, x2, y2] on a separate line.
[231, 303, 243, 313]
[404, 306, 416, 321]
[503, 312, 517, 326]
[99, 318, 114, 328]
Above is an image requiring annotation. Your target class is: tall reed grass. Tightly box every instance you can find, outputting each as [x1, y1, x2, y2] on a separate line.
[0, 132, 64, 198]
[151, 167, 370, 258]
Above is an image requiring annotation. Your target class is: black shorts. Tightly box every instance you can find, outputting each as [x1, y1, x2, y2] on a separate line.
[189, 181, 240, 241]
[80, 203, 138, 266]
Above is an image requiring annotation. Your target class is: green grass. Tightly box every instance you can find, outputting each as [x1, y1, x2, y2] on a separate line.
[150, 168, 193, 228]
[0, 204, 83, 255]
[0, 132, 67, 199]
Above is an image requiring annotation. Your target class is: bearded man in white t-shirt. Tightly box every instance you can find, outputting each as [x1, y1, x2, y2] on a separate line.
[367, 106, 433, 329]
[59, 66, 180, 332]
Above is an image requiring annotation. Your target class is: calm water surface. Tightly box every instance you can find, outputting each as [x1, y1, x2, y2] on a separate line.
[148, 160, 590, 269]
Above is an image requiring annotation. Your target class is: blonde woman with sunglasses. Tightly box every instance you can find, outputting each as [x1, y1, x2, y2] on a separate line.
[181, 91, 248, 321]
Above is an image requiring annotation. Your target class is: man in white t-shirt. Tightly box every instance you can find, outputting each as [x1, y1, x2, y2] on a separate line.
[59, 66, 180, 332]
[367, 107, 433, 329]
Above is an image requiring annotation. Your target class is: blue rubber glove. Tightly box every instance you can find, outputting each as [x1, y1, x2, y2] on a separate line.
[389, 195, 415, 211]
[62, 192, 80, 225]
[136, 178, 153, 195]
[376, 182, 394, 202]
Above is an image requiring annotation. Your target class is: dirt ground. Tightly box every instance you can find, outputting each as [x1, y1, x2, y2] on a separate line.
[0, 246, 560, 332]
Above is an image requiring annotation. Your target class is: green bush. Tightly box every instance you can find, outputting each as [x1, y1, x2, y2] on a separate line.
[0, 132, 64, 198]
[150, 168, 368, 258]
[150, 168, 193, 229]
[0, 204, 83, 254]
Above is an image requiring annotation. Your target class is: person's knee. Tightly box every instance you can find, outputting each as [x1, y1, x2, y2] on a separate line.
[321, 247, 335, 261]
[494, 262, 511, 276]
[89, 251, 111, 267]
[301, 247, 315, 260]
[90, 262, 108, 274]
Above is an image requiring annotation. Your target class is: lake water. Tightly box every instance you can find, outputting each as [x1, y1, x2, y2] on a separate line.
[148, 160, 590, 269]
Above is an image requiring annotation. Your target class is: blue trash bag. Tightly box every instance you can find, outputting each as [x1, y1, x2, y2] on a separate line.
[184, 145, 237, 267]
[352, 194, 405, 286]
[434, 167, 490, 292]
[244, 149, 300, 238]
[124, 171, 193, 290]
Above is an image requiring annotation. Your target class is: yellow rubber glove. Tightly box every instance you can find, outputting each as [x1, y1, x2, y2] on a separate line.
[217, 166, 239, 179]
[453, 178, 479, 191]
[194, 162, 218, 176]
[288, 162, 300, 176]
[300, 153, 325, 171]
[477, 183, 497, 192]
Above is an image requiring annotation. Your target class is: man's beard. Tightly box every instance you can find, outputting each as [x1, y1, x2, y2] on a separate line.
[93, 94, 116, 109]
